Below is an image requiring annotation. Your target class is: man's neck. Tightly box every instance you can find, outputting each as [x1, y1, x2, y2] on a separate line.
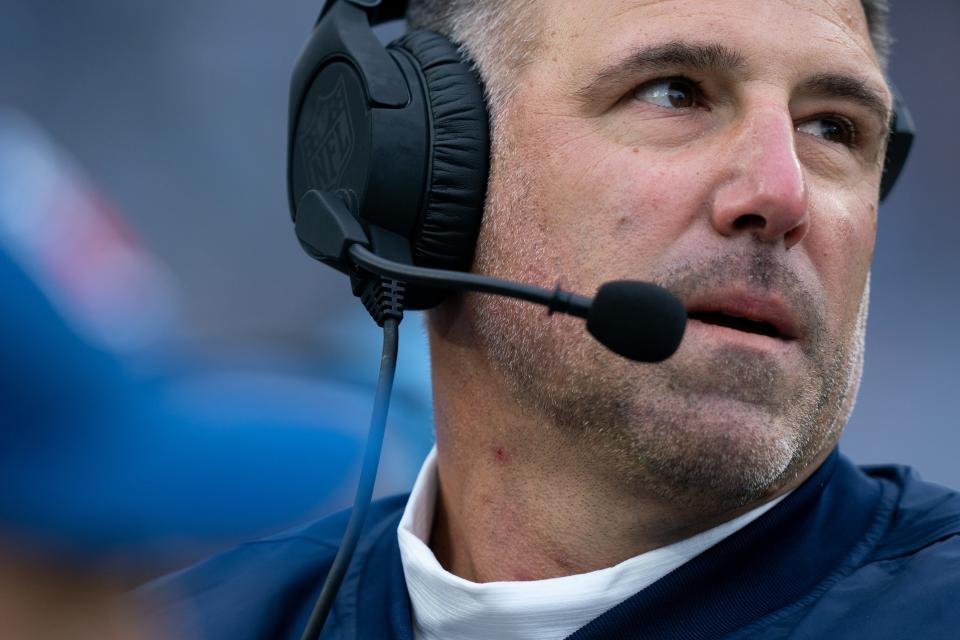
[427, 434, 784, 583]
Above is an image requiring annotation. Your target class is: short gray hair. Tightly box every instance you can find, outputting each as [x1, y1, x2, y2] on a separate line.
[406, 0, 540, 119]
[407, 1, 893, 116]
[861, 0, 893, 68]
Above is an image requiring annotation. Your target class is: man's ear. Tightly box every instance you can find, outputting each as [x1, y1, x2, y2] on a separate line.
[879, 86, 914, 202]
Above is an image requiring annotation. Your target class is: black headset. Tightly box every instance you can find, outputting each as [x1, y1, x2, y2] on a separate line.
[288, 0, 915, 313]
[288, 0, 490, 311]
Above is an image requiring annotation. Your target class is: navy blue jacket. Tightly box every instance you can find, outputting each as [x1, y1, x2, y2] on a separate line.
[140, 450, 960, 639]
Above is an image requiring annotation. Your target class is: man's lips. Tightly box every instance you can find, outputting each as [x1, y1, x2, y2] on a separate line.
[684, 291, 802, 341]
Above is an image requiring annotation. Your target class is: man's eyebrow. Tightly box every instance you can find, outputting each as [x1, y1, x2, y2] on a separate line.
[576, 41, 747, 101]
[798, 73, 892, 132]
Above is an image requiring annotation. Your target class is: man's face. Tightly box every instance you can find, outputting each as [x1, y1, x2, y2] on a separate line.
[466, 0, 890, 505]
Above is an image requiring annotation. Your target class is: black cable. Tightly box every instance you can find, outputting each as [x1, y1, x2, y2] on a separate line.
[348, 244, 592, 319]
[299, 318, 399, 640]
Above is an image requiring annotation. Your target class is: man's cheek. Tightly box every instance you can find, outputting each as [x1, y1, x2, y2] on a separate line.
[609, 155, 711, 241]
[559, 140, 704, 208]
[545, 143, 626, 205]
[805, 200, 876, 330]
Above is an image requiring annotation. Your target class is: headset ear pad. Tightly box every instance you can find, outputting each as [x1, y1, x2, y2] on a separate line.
[388, 31, 491, 279]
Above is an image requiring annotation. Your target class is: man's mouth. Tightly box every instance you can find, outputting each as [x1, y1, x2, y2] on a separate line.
[687, 310, 782, 339]
[684, 293, 801, 342]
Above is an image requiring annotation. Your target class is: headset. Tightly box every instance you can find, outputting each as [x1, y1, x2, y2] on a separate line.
[286, 1, 915, 637]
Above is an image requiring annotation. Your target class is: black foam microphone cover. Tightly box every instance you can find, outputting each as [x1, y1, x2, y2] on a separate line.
[586, 281, 687, 362]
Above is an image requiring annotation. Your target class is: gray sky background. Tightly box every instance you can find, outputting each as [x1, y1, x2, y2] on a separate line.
[1, 2, 957, 487]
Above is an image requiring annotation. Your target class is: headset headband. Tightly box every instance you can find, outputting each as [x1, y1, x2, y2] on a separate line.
[317, 0, 410, 26]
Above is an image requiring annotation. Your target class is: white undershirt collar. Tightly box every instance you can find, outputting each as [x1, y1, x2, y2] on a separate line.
[397, 447, 788, 640]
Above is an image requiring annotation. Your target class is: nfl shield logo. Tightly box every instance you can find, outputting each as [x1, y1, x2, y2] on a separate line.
[300, 75, 355, 191]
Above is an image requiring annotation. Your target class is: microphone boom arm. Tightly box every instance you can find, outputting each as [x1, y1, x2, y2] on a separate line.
[348, 244, 592, 320]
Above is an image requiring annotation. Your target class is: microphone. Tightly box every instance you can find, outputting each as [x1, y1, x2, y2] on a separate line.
[588, 280, 687, 363]
[295, 189, 687, 362]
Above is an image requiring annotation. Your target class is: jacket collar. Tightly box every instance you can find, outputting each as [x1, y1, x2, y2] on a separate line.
[345, 449, 895, 640]
[565, 450, 895, 639]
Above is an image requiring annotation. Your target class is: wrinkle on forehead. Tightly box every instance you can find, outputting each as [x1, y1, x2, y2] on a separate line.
[781, 0, 870, 32]
[778, 0, 877, 60]
[546, 0, 879, 70]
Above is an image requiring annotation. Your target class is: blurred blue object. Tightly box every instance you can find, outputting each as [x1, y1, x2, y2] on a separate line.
[0, 109, 435, 579]
[0, 108, 180, 357]
[0, 242, 365, 570]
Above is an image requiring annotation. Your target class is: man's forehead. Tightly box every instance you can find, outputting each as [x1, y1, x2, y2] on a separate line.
[547, 0, 872, 36]
[542, 0, 881, 81]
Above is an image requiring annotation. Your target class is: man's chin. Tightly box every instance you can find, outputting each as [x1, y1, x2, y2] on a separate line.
[624, 403, 804, 509]
[661, 341, 806, 408]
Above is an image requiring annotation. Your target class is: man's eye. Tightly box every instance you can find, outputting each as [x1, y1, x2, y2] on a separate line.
[632, 78, 699, 109]
[796, 117, 856, 146]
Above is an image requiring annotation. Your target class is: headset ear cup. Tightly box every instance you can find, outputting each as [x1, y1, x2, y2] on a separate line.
[389, 30, 490, 277]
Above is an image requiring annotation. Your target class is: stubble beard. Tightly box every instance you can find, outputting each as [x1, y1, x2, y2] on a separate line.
[467, 133, 869, 513]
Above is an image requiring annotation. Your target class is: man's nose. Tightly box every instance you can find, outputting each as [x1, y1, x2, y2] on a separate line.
[710, 108, 810, 249]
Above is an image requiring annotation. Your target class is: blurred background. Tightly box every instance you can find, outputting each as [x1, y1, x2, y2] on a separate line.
[0, 0, 956, 593]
